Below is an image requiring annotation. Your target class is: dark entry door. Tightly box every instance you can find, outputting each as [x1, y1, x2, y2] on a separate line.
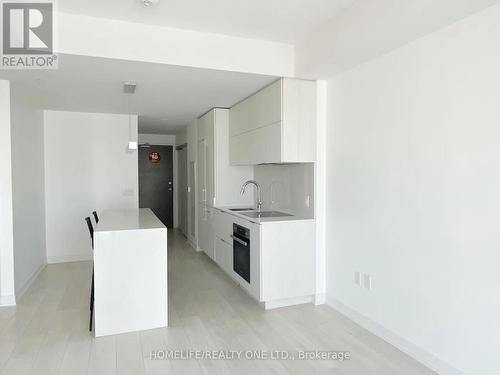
[138, 145, 174, 228]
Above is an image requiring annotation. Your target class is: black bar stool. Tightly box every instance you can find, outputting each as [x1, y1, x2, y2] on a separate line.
[85, 217, 94, 331]
[92, 211, 99, 224]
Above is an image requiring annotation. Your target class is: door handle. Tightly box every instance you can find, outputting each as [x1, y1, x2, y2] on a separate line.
[230, 235, 248, 247]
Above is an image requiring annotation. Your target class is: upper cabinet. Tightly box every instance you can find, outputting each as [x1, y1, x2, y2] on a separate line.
[197, 108, 254, 208]
[229, 78, 317, 165]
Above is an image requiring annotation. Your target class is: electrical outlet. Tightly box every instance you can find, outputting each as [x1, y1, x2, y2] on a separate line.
[305, 195, 311, 208]
[354, 271, 361, 286]
[363, 274, 372, 290]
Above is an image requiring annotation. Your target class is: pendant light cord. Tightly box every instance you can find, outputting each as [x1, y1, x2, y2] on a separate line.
[127, 92, 133, 142]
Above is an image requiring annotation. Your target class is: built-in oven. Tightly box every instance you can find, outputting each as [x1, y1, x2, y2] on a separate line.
[232, 224, 250, 283]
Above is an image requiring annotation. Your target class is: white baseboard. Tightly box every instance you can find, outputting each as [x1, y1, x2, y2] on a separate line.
[15, 263, 46, 300]
[187, 238, 197, 251]
[0, 294, 16, 307]
[326, 296, 465, 375]
[313, 293, 326, 305]
[264, 295, 314, 310]
[47, 252, 91, 264]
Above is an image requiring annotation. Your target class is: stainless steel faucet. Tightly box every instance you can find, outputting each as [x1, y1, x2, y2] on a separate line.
[240, 180, 263, 212]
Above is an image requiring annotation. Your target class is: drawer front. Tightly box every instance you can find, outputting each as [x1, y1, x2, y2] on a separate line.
[215, 236, 233, 275]
[213, 209, 233, 243]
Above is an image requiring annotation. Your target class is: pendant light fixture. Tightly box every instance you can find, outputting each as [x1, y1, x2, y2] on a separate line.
[123, 81, 138, 151]
[140, 0, 159, 7]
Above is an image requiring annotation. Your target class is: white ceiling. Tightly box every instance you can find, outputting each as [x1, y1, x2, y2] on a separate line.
[0, 54, 277, 134]
[295, 0, 500, 77]
[56, 0, 500, 78]
[58, 0, 356, 44]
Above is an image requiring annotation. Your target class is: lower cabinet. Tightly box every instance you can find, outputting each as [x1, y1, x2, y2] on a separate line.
[215, 236, 233, 275]
[206, 208, 215, 260]
[212, 208, 316, 310]
[213, 209, 261, 299]
[213, 208, 233, 243]
[198, 205, 215, 260]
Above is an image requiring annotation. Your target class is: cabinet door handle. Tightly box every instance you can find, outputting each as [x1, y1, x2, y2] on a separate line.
[230, 235, 248, 247]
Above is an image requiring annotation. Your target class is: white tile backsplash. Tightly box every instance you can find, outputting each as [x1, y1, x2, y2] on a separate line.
[253, 163, 314, 218]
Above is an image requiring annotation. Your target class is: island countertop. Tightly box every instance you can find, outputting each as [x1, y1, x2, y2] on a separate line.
[95, 208, 166, 232]
[93, 208, 168, 337]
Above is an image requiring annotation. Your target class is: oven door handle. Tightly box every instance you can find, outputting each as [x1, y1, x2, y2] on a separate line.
[230, 235, 248, 247]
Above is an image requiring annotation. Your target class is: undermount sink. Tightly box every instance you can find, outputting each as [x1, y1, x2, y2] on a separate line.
[228, 207, 254, 212]
[240, 211, 293, 218]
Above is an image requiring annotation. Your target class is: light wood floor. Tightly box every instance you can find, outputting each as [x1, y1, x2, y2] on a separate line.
[0, 230, 434, 375]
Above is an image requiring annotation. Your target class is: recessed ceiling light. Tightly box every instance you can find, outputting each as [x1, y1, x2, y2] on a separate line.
[139, 0, 159, 7]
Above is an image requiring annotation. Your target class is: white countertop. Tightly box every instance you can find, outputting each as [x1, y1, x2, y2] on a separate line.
[214, 206, 315, 224]
[95, 208, 166, 232]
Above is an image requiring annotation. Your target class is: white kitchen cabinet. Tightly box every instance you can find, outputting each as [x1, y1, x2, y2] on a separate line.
[213, 208, 233, 243]
[213, 209, 261, 298]
[215, 236, 233, 275]
[260, 220, 315, 308]
[205, 207, 215, 260]
[198, 204, 215, 260]
[197, 108, 253, 208]
[197, 111, 214, 207]
[197, 110, 216, 259]
[212, 209, 315, 309]
[197, 133, 214, 258]
[229, 78, 317, 165]
[230, 122, 281, 165]
[214, 209, 234, 275]
[197, 109, 253, 257]
[197, 140, 206, 205]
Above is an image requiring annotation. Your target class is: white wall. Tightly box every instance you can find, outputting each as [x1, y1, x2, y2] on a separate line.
[0, 80, 15, 306]
[176, 130, 187, 146]
[58, 12, 294, 77]
[138, 133, 176, 146]
[10, 83, 46, 297]
[44, 111, 139, 263]
[254, 163, 314, 218]
[295, 0, 499, 78]
[326, 4, 500, 374]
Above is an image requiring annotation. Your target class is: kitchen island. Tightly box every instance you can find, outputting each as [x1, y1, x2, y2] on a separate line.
[93, 208, 168, 337]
